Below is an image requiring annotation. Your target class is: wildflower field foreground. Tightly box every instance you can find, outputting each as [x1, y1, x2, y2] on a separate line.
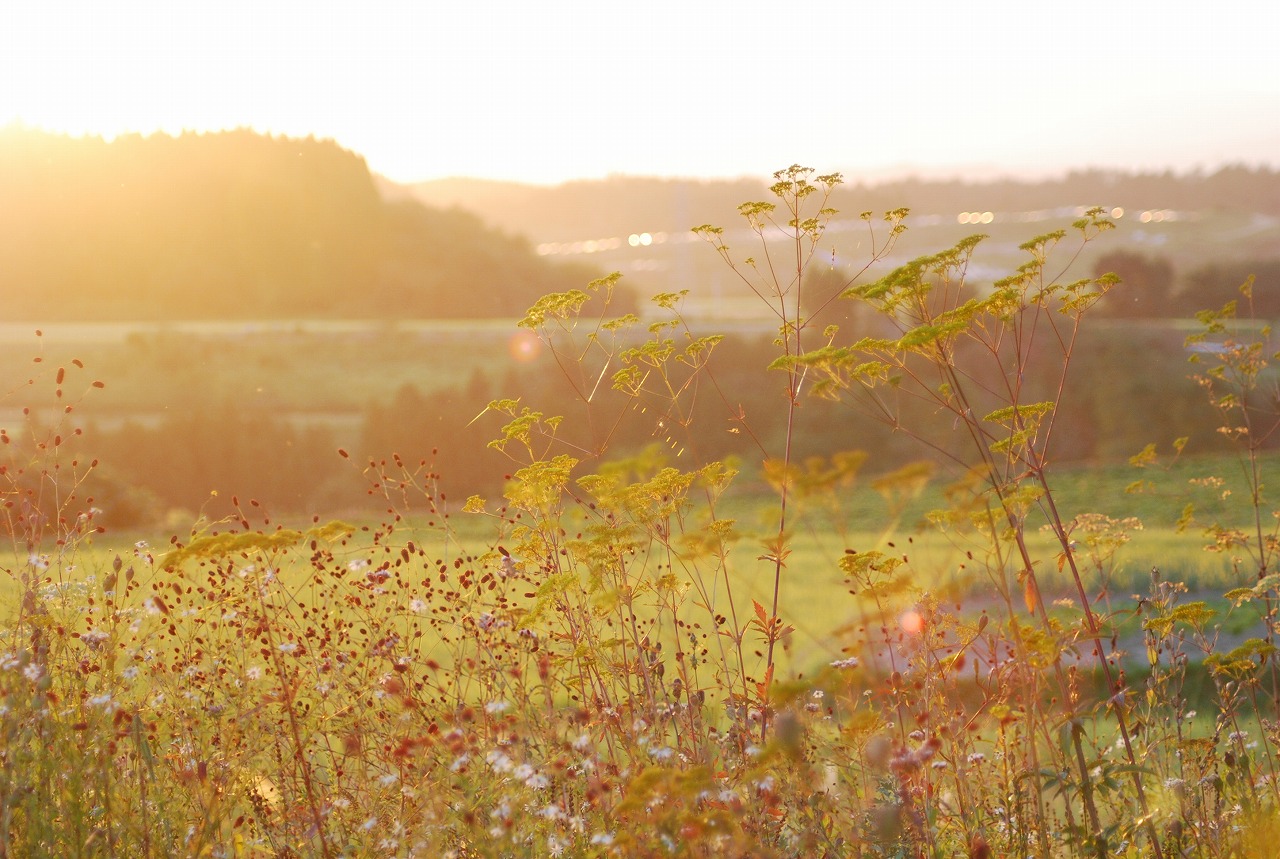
[5, 168, 1280, 857]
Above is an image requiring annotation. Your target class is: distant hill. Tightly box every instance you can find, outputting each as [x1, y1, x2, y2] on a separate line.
[402, 166, 1280, 243]
[399, 167, 1280, 320]
[0, 128, 609, 320]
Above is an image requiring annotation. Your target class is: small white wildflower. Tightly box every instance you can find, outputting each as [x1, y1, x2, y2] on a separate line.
[360, 817, 377, 831]
[378, 773, 398, 787]
[931, 760, 948, 770]
[525, 771, 549, 790]
[409, 599, 427, 612]
[22, 663, 42, 683]
[513, 763, 534, 781]
[590, 833, 615, 846]
[547, 834, 567, 857]
[484, 700, 510, 715]
[830, 656, 860, 669]
[572, 733, 592, 752]
[86, 693, 114, 709]
[967, 752, 986, 765]
[348, 559, 369, 572]
[81, 630, 110, 649]
[538, 804, 563, 820]
[277, 642, 298, 654]
[1229, 730, 1249, 743]
[1164, 777, 1185, 789]
[649, 746, 675, 761]
[134, 540, 149, 550]
[745, 744, 761, 758]
[485, 750, 513, 774]
[450, 753, 470, 773]
[122, 666, 139, 681]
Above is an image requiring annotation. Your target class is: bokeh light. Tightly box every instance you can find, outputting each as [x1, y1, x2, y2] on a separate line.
[508, 329, 542, 363]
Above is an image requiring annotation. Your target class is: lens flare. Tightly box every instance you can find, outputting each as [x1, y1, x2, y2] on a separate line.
[509, 330, 542, 363]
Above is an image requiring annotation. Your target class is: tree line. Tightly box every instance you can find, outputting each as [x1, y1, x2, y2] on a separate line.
[0, 127, 621, 320]
[57, 319, 1230, 530]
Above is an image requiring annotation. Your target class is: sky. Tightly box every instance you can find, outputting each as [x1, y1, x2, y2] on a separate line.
[1, 1, 1277, 186]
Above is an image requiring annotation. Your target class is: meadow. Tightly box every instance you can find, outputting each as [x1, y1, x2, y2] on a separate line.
[4, 168, 1280, 857]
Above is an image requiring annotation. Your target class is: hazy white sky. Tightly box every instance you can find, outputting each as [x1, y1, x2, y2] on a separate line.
[1, 1, 1276, 185]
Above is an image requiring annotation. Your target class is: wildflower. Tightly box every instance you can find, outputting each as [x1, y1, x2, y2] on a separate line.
[484, 700, 510, 715]
[86, 693, 114, 709]
[649, 746, 675, 761]
[485, 750, 513, 774]
[547, 835, 567, 856]
[134, 540, 149, 550]
[590, 833, 615, 846]
[1164, 777, 1186, 789]
[246, 665, 262, 681]
[122, 666, 139, 681]
[378, 773, 398, 787]
[361, 817, 377, 831]
[830, 657, 860, 669]
[277, 642, 299, 654]
[513, 763, 534, 782]
[931, 760, 948, 770]
[967, 752, 986, 765]
[449, 753, 470, 773]
[80, 630, 110, 649]
[22, 663, 42, 683]
[572, 733, 592, 752]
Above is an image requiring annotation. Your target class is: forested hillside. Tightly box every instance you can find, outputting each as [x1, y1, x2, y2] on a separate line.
[0, 127, 609, 319]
